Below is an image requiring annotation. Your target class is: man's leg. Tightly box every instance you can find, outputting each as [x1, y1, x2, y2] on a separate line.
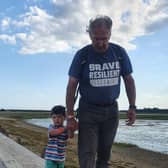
[78, 119, 98, 168]
[96, 109, 119, 168]
[78, 101, 99, 168]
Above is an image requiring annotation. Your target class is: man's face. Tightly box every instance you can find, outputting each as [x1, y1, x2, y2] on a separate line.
[90, 26, 111, 53]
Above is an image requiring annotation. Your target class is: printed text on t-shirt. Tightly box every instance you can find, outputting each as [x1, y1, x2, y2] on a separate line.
[89, 61, 120, 87]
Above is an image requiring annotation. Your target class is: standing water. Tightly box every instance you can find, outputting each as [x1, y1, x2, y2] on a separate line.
[27, 119, 168, 154]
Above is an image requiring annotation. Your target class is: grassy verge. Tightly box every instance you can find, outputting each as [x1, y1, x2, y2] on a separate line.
[1, 110, 168, 120]
[0, 111, 50, 119]
[0, 118, 48, 155]
[119, 112, 168, 120]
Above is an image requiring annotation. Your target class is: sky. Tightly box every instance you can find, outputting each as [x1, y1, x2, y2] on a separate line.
[0, 0, 168, 110]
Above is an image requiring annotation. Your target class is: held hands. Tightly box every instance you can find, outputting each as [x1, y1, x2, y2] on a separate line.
[66, 115, 78, 138]
[126, 108, 136, 126]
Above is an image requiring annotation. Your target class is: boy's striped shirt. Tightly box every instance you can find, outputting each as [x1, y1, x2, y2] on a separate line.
[45, 124, 68, 162]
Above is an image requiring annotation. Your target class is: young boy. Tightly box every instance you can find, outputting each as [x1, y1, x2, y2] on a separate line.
[44, 105, 68, 168]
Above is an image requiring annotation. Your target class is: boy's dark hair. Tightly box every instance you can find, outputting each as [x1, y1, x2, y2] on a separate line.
[50, 105, 66, 117]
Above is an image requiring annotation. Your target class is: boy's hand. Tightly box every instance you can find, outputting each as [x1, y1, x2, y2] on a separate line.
[49, 127, 65, 136]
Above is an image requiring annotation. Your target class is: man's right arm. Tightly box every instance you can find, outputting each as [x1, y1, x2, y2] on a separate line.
[66, 76, 78, 138]
[66, 76, 79, 116]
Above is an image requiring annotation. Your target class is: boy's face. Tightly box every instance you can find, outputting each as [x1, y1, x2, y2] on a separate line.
[51, 114, 65, 126]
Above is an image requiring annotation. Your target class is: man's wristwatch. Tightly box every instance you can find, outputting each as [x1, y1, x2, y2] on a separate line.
[67, 115, 74, 119]
[129, 105, 136, 110]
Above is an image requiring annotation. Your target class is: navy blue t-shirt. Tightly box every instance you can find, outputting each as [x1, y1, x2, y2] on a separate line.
[68, 43, 133, 105]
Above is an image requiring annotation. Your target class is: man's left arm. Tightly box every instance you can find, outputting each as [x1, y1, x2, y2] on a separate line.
[123, 74, 136, 125]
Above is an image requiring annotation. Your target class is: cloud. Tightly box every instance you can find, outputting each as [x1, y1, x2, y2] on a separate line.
[0, 0, 168, 54]
[0, 34, 16, 44]
[145, 0, 168, 32]
[1, 17, 11, 31]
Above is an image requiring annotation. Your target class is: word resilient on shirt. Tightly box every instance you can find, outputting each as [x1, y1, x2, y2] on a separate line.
[89, 61, 120, 87]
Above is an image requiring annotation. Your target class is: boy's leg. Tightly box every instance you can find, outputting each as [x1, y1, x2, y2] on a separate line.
[45, 160, 57, 168]
[57, 162, 64, 168]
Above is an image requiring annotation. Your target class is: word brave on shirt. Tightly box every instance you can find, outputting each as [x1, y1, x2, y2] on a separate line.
[89, 61, 120, 87]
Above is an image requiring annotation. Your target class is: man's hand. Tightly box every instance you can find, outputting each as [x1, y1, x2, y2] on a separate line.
[126, 108, 136, 126]
[67, 117, 78, 131]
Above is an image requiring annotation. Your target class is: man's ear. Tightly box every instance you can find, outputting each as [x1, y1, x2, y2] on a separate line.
[108, 31, 111, 40]
[89, 31, 93, 40]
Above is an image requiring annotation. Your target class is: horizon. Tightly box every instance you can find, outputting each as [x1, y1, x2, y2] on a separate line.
[1, 107, 168, 111]
[0, 0, 168, 110]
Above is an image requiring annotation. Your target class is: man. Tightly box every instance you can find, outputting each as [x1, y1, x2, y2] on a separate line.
[66, 15, 136, 168]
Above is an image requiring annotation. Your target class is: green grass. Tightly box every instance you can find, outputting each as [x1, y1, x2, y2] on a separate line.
[0, 110, 168, 120]
[1, 110, 168, 120]
[119, 113, 168, 120]
[0, 111, 50, 119]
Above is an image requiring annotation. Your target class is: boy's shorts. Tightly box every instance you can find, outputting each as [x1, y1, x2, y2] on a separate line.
[45, 160, 64, 168]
